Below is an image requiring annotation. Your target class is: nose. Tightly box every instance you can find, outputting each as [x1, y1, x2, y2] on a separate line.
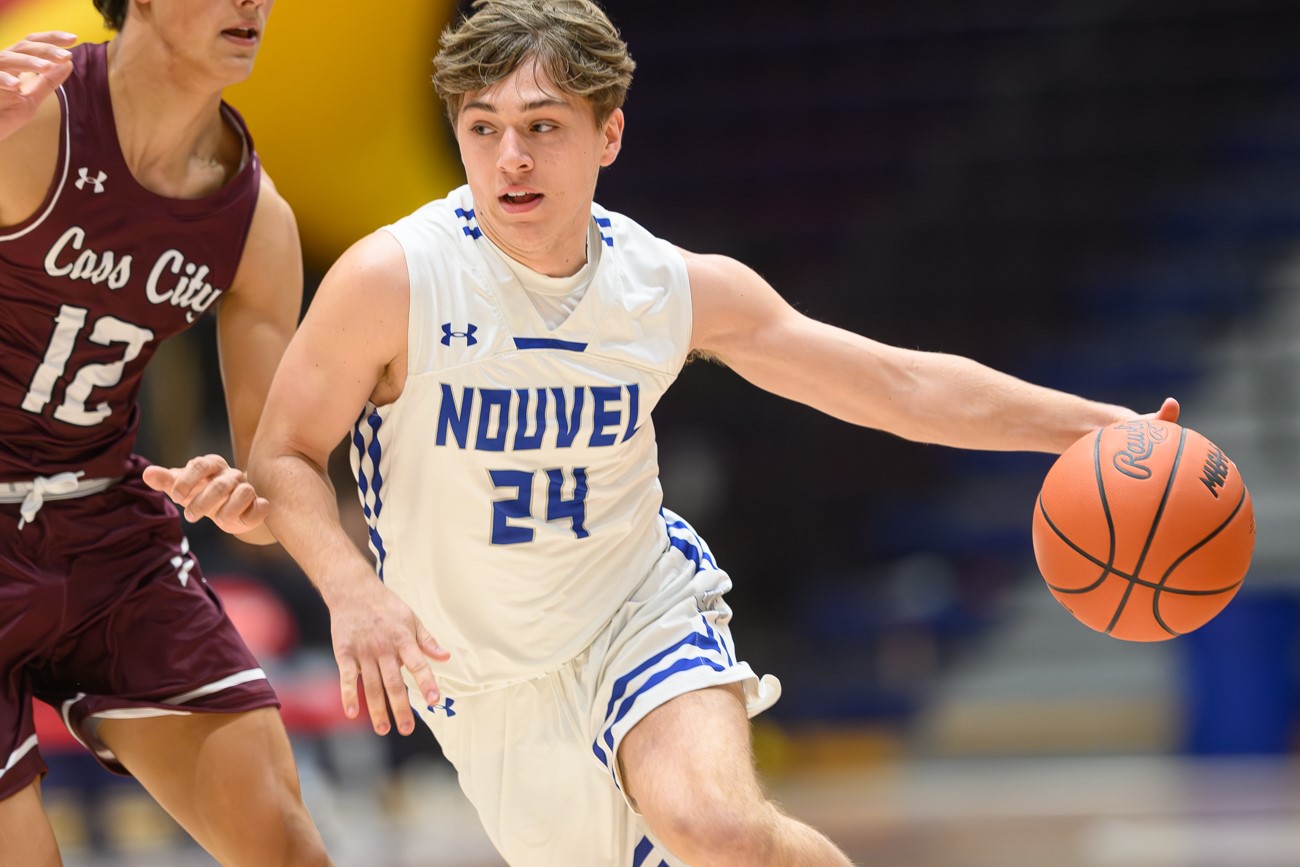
[497, 128, 534, 174]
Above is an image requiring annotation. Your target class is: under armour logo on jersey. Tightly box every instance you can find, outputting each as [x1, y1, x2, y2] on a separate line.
[75, 168, 107, 194]
[441, 323, 478, 346]
[427, 698, 456, 717]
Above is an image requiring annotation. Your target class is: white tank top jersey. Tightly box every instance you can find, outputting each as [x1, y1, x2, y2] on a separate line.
[352, 184, 695, 693]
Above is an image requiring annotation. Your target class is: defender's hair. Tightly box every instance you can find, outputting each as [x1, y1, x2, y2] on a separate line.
[92, 0, 128, 30]
[433, 0, 635, 126]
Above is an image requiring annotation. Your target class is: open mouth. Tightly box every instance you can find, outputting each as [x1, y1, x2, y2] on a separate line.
[501, 192, 542, 205]
[222, 27, 259, 41]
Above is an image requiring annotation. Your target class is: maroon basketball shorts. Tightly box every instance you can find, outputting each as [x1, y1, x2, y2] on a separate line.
[0, 470, 278, 801]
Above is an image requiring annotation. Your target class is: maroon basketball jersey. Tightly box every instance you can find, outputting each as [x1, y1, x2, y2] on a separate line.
[0, 41, 262, 482]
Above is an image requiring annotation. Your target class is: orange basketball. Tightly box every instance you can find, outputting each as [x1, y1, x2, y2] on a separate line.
[1032, 419, 1255, 641]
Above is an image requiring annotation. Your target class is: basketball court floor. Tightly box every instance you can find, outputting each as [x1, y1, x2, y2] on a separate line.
[55, 752, 1300, 867]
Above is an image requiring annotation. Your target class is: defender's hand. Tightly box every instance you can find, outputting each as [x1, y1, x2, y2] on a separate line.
[143, 454, 270, 536]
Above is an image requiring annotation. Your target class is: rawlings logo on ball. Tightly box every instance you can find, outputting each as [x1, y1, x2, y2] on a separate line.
[1111, 420, 1170, 480]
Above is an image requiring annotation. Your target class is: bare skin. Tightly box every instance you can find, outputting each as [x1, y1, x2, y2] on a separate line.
[98, 710, 327, 866]
[0, 781, 60, 867]
[620, 685, 854, 866]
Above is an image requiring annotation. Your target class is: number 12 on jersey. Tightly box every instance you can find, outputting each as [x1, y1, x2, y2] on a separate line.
[22, 303, 154, 426]
[489, 467, 590, 545]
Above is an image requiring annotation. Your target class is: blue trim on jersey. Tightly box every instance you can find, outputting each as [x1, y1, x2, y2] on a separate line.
[595, 656, 728, 772]
[592, 626, 731, 772]
[455, 207, 482, 240]
[661, 511, 718, 572]
[513, 337, 589, 352]
[633, 837, 653, 867]
[352, 409, 389, 580]
[595, 215, 614, 247]
[700, 614, 734, 667]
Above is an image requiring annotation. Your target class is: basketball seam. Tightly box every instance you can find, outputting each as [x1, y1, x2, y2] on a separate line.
[1104, 426, 1187, 637]
[1149, 486, 1251, 634]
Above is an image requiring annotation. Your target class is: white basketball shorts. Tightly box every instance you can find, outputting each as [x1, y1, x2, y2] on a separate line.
[412, 508, 782, 866]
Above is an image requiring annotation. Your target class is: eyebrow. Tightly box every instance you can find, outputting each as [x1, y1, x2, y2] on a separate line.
[462, 97, 571, 115]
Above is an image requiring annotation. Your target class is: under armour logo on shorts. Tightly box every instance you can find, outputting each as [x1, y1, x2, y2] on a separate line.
[75, 167, 108, 194]
[427, 698, 456, 717]
[441, 323, 478, 346]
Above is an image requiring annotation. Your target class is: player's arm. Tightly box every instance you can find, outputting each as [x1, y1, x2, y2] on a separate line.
[142, 174, 301, 543]
[0, 32, 76, 225]
[248, 230, 449, 737]
[684, 250, 1177, 454]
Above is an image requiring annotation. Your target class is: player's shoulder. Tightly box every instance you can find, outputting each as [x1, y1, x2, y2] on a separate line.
[675, 246, 753, 288]
[253, 170, 293, 223]
[386, 184, 477, 242]
[590, 198, 660, 247]
[239, 172, 301, 262]
[591, 198, 695, 288]
[331, 228, 409, 286]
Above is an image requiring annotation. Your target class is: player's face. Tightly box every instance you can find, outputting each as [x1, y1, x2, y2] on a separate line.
[455, 60, 624, 272]
[139, 0, 274, 84]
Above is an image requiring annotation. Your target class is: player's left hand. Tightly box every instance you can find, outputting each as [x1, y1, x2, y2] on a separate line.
[143, 454, 270, 535]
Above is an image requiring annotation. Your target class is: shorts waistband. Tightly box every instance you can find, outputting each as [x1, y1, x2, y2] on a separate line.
[0, 475, 121, 503]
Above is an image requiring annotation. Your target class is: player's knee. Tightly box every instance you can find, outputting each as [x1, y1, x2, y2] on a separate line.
[645, 797, 777, 866]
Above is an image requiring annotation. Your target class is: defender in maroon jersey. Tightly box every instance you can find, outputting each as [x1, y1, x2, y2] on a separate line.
[0, 2, 331, 865]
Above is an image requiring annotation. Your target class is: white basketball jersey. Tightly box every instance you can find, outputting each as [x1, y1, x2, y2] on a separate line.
[351, 185, 693, 692]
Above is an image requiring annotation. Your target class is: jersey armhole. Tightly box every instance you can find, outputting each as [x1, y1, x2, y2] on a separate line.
[0, 88, 72, 243]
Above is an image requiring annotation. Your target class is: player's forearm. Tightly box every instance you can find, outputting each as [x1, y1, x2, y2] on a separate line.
[251, 451, 380, 604]
[233, 523, 278, 546]
[736, 327, 1130, 453]
[888, 352, 1131, 453]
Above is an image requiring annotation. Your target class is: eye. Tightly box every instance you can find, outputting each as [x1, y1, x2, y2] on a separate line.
[531, 121, 556, 133]
[468, 123, 495, 136]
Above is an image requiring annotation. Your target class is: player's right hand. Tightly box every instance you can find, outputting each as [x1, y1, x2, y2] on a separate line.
[0, 33, 77, 141]
[326, 576, 451, 736]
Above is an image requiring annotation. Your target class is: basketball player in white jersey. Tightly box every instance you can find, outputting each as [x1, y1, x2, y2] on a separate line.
[249, 1, 1180, 864]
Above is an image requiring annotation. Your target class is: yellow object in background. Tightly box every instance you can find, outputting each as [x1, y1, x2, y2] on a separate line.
[0, 0, 463, 271]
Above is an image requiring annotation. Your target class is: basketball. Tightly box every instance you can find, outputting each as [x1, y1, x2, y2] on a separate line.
[1031, 419, 1255, 641]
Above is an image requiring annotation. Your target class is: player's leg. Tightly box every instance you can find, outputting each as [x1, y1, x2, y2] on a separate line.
[619, 683, 852, 867]
[35, 478, 331, 865]
[0, 780, 61, 867]
[98, 708, 330, 867]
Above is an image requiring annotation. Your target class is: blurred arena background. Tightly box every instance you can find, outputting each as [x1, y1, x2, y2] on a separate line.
[4, 0, 1300, 864]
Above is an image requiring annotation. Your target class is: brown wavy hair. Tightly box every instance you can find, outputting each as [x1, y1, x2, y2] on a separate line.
[433, 0, 635, 127]
[92, 0, 127, 30]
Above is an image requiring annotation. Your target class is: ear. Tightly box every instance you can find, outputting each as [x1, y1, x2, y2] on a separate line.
[599, 108, 624, 168]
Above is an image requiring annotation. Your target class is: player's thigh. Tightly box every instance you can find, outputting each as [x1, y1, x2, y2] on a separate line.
[0, 779, 61, 867]
[422, 682, 681, 867]
[619, 683, 767, 826]
[98, 708, 327, 865]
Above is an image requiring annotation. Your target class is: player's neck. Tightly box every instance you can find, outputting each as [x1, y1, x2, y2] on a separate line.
[105, 37, 235, 198]
[478, 216, 590, 278]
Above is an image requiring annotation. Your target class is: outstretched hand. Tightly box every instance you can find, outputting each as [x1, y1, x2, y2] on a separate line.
[143, 454, 270, 536]
[327, 577, 451, 735]
[0, 33, 77, 142]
